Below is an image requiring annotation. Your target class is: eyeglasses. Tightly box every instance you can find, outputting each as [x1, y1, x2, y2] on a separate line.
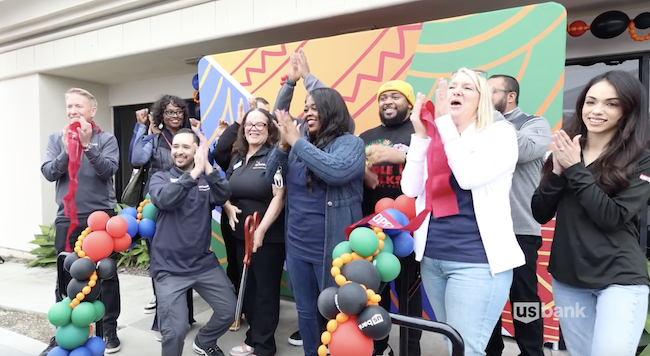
[244, 122, 268, 130]
[164, 110, 184, 117]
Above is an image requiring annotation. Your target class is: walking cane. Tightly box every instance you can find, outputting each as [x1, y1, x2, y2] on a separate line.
[232, 211, 260, 331]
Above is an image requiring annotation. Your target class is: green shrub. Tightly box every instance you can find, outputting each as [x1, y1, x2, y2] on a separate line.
[27, 225, 57, 267]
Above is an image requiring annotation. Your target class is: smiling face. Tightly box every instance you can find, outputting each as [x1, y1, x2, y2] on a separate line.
[304, 95, 321, 134]
[66, 93, 97, 124]
[581, 80, 623, 136]
[244, 110, 270, 146]
[171, 132, 198, 171]
[448, 72, 480, 123]
[378, 90, 411, 127]
[163, 103, 184, 130]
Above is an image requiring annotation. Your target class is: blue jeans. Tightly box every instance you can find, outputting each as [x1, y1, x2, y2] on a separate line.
[552, 277, 649, 356]
[420, 257, 513, 356]
[286, 255, 327, 356]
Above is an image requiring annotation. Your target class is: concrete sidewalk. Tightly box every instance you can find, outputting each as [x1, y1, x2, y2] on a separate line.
[0, 261, 566, 355]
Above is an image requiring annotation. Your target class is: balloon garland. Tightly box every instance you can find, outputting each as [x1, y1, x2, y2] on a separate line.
[568, 11, 650, 41]
[317, 195, 417, 356]
[192, 73, 200, 104]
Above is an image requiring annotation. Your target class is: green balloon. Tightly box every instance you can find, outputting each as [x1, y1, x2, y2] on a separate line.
[381, 235, 394, 254]
[48, 301, 72, 327]
[93, 300, 106, 322]
[332, 241, 353, 260]
[55, 323, 90, 350]
[71, 302, 96, 328]
[349, 227, 379, 258]
[145, 193, 151, 200]
[142, 203, 158, 221]
[373, 252, 401, 282]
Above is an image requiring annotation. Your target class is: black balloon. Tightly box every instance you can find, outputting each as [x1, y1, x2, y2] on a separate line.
[97, 258, 117, 280]
[66, 278, 102, 302]
[357, 305, 392, 340]
[69, 258, 96, 280]
[591, 11, 629, 39]
[335, 282, 367, 316]
[63, 252, 80, 272]
[341, 259, 381, 292]
[635, 12, 650, 30]
[318, 286, 339, 320]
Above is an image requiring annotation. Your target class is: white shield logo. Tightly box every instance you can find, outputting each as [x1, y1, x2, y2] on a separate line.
[512, 302, 540, 324]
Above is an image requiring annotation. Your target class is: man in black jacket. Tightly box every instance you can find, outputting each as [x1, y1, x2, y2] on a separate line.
[148, 128, 235, 356]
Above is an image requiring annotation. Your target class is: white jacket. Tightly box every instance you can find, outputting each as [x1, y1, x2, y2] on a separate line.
[401, 115, 525, 275]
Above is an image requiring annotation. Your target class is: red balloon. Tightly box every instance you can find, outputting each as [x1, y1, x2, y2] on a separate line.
[328, 317, 373, 356]
[87, 211, 110, 232]
[394, 195, 416, 219]
[106, 216, 128, 238]
[113, 233, 132, 252]
[82, 231, 114, 262]
[374, 198, 395, 214]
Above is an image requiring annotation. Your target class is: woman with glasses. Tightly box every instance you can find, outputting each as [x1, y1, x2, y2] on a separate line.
[213, 101, 286, 356]
[128, 94, 197, 340]
[401, 68, 525, 356]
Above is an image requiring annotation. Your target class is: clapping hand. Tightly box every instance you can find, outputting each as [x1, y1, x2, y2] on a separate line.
[78, 117, 93, 146]
[190, 118, 202, 133]
[274, 110, 301, 149]
[410, 93, 427, 139]
[434, 79, 450, 119]
[551, 130, 582, 170]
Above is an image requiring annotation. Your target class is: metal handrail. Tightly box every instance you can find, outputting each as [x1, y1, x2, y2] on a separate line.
[390, 313, 464, 356]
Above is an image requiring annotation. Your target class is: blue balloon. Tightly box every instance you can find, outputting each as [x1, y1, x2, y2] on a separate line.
[391, 231, 414, 258]
[192, 74, 199, 90]
[47, 346, 71, 356]
[382, 208, 410, 235]
[84, 336, 106, 356]
[119, 206, 138, 218]
[120, 214, 139, 238]
[138, 218, 157, 238]
[69, 346, 92, 356]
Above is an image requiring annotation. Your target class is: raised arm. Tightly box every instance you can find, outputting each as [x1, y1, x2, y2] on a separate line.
[85, 134, 119, 181]
[531, 161, 567, 224]
[401, 135, 431, 198]
[292, 134, 365, 187]
[516, 116, 552, 163]
[436, 114, 518, 190]
[41, 133, 69, 182]
[213, 123, 240, 170]
[149, 171, 197, 211]
[129, 123, 154, 167]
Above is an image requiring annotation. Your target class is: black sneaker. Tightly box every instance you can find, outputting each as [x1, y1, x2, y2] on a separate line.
[288, 330, 302, 346]
[104, 329, 121, 353]
[38, 337, 57, 356]
[192, 338, 225, 356]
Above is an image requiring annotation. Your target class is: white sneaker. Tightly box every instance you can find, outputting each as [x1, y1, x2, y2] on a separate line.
[144, 297, 156, 314]
[154, 331, 162, 342]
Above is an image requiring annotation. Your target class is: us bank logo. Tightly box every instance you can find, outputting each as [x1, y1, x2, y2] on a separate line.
[513, 302, 586, 324]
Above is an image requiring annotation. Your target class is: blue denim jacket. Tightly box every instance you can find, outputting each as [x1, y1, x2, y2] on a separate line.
[266, 134, 365, 289]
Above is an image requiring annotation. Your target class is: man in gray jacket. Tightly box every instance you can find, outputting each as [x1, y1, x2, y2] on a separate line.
[485, 75, 552, 356]
[39, 88, 122, 355]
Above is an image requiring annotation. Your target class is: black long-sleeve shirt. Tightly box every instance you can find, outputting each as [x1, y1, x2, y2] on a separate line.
[531, 150, 650, 289]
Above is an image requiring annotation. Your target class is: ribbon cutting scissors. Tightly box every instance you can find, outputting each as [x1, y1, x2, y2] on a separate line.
[232, 211, 260, 331]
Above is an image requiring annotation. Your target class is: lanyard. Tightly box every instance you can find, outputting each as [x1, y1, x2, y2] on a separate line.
[160, 133, 172, 148]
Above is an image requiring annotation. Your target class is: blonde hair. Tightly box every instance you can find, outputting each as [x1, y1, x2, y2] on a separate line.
[450, 68, 495, 132]
[65, 88, 98, 108]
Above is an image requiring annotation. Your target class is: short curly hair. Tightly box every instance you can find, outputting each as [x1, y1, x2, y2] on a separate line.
[150, 95, 191, 129]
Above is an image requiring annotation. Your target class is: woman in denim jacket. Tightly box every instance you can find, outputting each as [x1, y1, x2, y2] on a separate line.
[266, 86, 365, 356]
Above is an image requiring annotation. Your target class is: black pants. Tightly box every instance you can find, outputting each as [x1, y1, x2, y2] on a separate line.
[375, 253, 422, 356]
[144, 238, 195, 331]
[54, 213, 121, 333]
[486, 235, 544, 356]
[222, 214, 241, 292]
[236, 239, 285, 356]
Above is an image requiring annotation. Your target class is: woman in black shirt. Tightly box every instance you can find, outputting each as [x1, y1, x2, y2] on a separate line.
[531, 70, 650, 356]
[213, 103, 286, 356]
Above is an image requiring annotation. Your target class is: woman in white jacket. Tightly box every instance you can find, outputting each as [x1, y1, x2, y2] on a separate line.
[401, 68, 525, 356]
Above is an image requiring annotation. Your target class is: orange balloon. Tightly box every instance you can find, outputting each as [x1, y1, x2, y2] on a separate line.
[87, 211, 110, 231]
[328, 317, 373, 356]
[106, 216, 129, 239]
[81, 231, 115, 262]
[394, 195, 417, 219]
[374, 198, 395, 214]
[113, 233, 132, 252]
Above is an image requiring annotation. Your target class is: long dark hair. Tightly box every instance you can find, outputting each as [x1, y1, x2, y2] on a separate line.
[541, 70, 650, 195]
[303, 88, 353, 192]
[232, 109, 279, 158]
[150, 95, 191, 130]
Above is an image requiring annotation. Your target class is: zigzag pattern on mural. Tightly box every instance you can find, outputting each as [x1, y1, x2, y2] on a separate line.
[341, 24, 422, 102]
[240, 45, 288, 86]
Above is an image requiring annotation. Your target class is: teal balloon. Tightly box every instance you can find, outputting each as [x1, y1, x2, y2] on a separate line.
[349, 227, 379, 258]
[373, 252, 401, 282]
[332, 241, 353, 260]
[142, 203, 157, 221]
[92, 300, 105, 322]
[71, 302, 96, 328]
[145, 193, 151, 200]
[55, 323, 90, 350]
[381, 235, 394, 254]
[48, 301, 72, 327]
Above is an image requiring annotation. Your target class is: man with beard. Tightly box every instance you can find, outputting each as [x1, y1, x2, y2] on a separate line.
[485, 74, 552, 356]
[360, 80, 422, 356]
[148, 128, 235, 356]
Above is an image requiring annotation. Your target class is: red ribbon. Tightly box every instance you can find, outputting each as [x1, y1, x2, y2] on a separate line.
[62, 121, 101, 251]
